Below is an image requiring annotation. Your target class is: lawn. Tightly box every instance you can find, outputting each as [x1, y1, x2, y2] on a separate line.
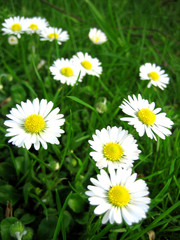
[0, 0, 180, 239]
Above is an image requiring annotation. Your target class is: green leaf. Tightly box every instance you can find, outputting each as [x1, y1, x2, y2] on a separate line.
[108, 232, 118, 240]
[62, 210, 73, 229]
[0, 162, 15, 181]
[11, 84, 27, 103]
[68, 193, 85, 213]
[76, 212, 89, 225]
[14, 208, 25, 219]
[0, 217, 18, 240]
[20, 213, 36, 225]
[14, 156, 26, 175]
[37, 216, 58, 240]
[23, 182, 32, 205]
[0, 185, 20, 206]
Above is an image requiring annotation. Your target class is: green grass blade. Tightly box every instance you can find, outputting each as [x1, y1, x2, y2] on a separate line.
[52, 191, 72, 240]
[67, 95, 96, 112]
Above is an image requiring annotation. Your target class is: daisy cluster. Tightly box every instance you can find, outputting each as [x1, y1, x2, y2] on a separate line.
[2, 16, 104, 87]
[1, 13, 174, 231]
[2, 16, 108, 47]
[87, 124, 150, 225]
[3, 51, 103, 148]
[87, 91, 173, 225]
[49, 52, 102, 86]
[2, 16, 105, 150]
[86, 66, 173, 224]
[2, 16, 69, 45]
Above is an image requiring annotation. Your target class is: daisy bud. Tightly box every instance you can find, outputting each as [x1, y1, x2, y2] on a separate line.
[10, 221, 24, 238]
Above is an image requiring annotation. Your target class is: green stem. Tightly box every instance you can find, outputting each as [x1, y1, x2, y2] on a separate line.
[27, 150, 54, 172]
[53, 87, 63, 104]
[52, 191, 72, 240]
[20, 39, 31, 83]
[55, 40, 60, 58]
[31, 52, 48, 99]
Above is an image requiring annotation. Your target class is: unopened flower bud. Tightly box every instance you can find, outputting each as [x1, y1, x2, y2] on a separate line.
[49, 160, 60, 170]
[10, 221, 24, 238]
[95, 97, 107, 114]
[37, 59, 46, 70]
[8, 35, 18, 45]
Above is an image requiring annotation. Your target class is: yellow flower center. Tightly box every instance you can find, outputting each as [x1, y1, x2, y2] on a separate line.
[29, 24, 39, 30]
[103, 142, 123, 161]
[108, 185, 130, 207]
[92, 36, 100, 42]
[24, 114, 45, 133]
[61, 67, 74, 77]
[11, 23, 21, 31]
[95, 36, 100, 42]
[137, 108, 156, 126]
[48, 33, 59, 39]
[148, 71, 159, 81]
[81, 60, 92, 70]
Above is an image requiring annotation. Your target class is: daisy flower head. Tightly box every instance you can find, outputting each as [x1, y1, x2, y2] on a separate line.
[120, 94, 174, 140]
[2, 16, 27, 38]
[4, 98, 65, 150]
[8, 35, 18, 45]
[89, 126, 141, 169]
[25, 16, 49, 34]
[86, 167, 150, 225]
[39, 27, 69, 44]
[88, 28, 107, 45]
[71, 52, 102, 77]
[49, 58, 85, 86]
[139, 63, 170, 90]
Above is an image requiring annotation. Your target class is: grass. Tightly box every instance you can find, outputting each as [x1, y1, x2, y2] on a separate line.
[0, 0, 180, 239]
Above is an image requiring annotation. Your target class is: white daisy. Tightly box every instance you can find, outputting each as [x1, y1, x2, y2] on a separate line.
[2, 16, 27, 38]
[88, 28, 107, 45]
[25, 16, 49, 34]
[139, 63, 170, 90]
[89, 126, 141, 169]
[4, 98, 65, 150]
[86, 167, 150, 225]
[120, 94, 174, 140]
[8, 35, 18, 45]
[39, 27, 69, 44]
[49, 58, 85, 86]
[71, 52, 102, 77]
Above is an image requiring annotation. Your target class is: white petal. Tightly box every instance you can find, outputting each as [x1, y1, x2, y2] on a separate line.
[94, 203, 111, 215]
[113, 207, 122, 224]
[102, 209, 111, 224]
[121, 207, 134, 225]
